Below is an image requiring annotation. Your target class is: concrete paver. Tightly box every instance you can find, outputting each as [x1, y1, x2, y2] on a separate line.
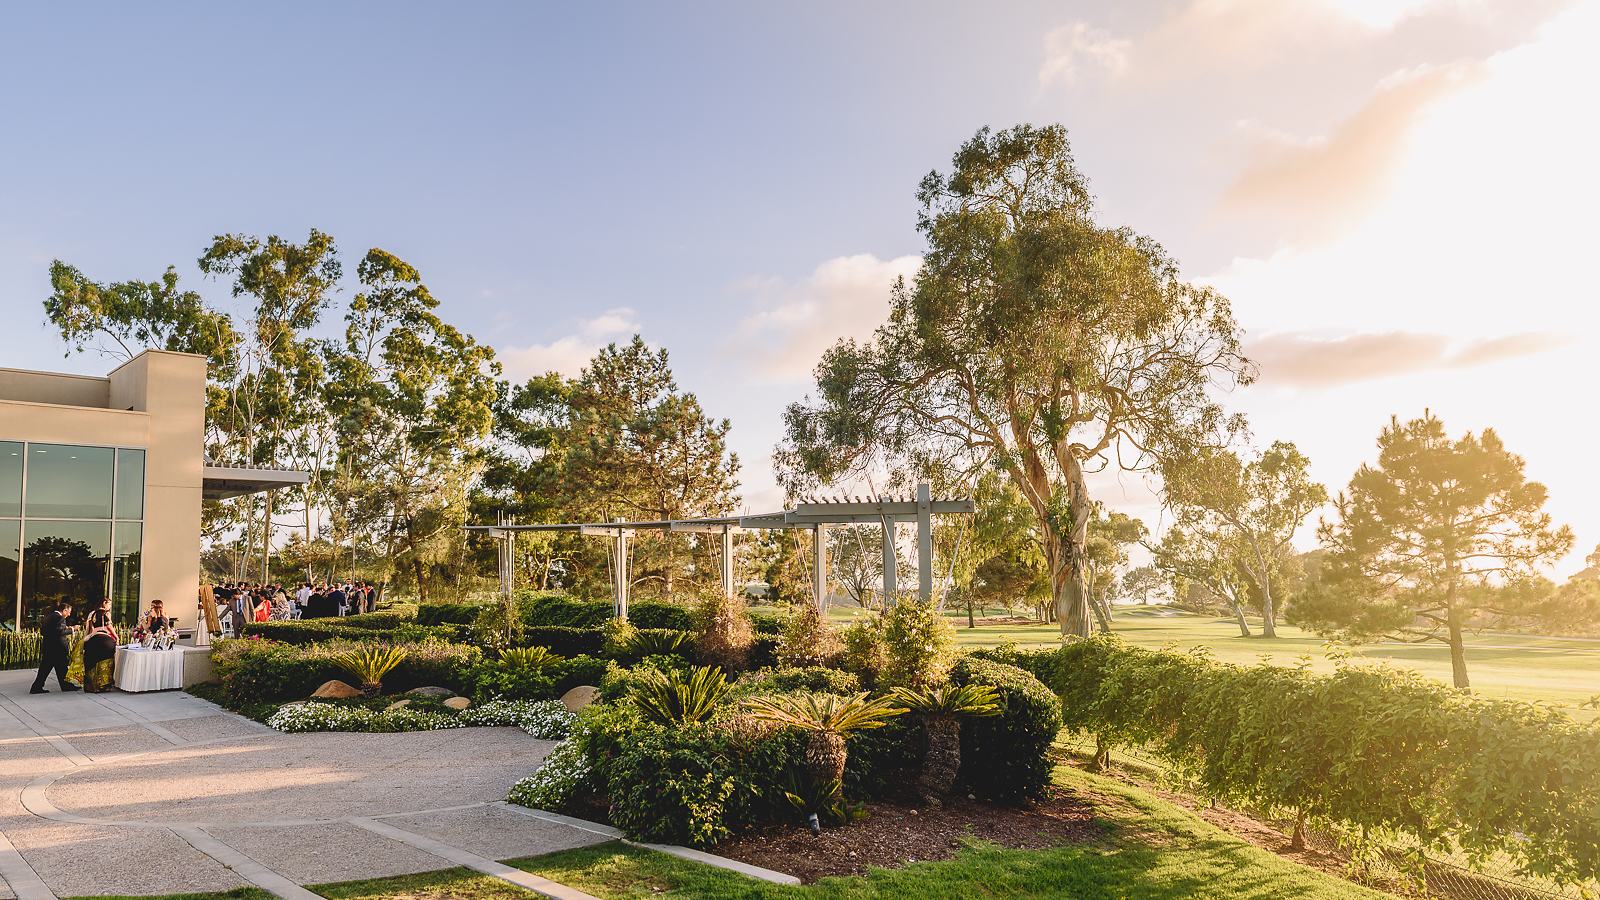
[0, 668, 596, 899]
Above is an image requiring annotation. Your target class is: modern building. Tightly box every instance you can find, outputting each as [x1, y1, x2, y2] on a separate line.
[0, 349, 305, 637]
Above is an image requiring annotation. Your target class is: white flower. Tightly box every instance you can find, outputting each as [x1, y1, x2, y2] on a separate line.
[507, 739, 590, 811]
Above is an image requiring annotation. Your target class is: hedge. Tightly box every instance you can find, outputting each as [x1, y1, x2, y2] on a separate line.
[950, 656, 1062, 803]
[0, 631, 41, 670]
[417, 602, 482, 627]
[520, 625, 605, 657]
[211, 638, 482, 708]
[1043, 636, 1600, 885]
[240, 620, 460, 646]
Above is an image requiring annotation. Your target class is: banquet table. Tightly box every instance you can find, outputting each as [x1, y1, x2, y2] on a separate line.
[114, 645, 187, 692]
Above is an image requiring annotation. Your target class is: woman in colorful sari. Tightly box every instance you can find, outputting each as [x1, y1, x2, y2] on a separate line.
[82, 598, 119, 693]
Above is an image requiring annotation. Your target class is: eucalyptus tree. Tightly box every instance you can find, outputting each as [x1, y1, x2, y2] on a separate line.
[322, 249, 499, 600]
[780, 124, 1252, 636]
[1120, 564, 1165, 605]
[1151, 523, 1258, 637]
[1296, 413, 1573, 689]
[1162, 442, 1325, 637]
[1084, 509, 1147, 632]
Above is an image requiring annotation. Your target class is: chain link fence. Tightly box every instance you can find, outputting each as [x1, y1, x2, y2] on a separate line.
[1056, 733, 1594, 900]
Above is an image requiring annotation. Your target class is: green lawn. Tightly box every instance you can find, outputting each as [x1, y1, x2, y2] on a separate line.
[834, 605, 1600, 711]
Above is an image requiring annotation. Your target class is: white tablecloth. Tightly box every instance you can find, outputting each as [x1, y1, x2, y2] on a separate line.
[114, 646, 186, 692]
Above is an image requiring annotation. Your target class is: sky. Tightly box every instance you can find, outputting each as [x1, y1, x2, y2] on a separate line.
[2, 1, 1596, 572]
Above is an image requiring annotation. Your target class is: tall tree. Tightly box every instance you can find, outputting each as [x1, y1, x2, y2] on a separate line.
[1162, 442, 1325, 638]
[1120, 564, 1165, 605]
[1083, 509, 1147, 632]
[779, 124, 1251, 636]
[323, 249, 498, 600]
[1151, 522, 1258, 637]
[1294, 413, 1572, 689]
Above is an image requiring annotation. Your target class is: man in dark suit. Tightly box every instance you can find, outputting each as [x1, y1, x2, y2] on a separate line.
[31, 598, 81, 694]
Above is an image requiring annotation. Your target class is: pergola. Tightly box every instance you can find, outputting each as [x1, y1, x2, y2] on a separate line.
[465, 482, 975, 618]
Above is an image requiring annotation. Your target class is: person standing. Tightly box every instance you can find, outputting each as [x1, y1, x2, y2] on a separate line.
[31, 598, 81, 694]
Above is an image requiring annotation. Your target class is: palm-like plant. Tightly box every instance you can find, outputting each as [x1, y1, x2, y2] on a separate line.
[619, 629, 691, 661]
[500, 646, 563, 671]
[890, 683, 1000, 799]
[744, 692, 908, 786]
[331, 645, 409, 697]
[632, 665, 731, 727]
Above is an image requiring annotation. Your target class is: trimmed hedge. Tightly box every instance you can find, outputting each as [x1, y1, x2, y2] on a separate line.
[240, 620, 460, 646]
[473, 653, 610, 702]
[950, 656, 1062, 803]
[211, 638, 482, 708]
[1046, 636, 1600, 885]
[629, 602, 694, 631]
[336, 610, 416, 630]
[417, 602, 482, 627]
[520, 625, 605, 657]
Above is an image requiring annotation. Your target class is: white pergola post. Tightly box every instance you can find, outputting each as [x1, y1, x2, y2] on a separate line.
[812, 524, 828, 612]
[916, 482, 933, 605]
[612, 519, 630, 620]
[881, 517, 897, 606]
[721, 524, 735, 600]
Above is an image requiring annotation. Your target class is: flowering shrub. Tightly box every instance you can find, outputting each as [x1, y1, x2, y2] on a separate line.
[267, 702, 461, 733]
[507, 739, 592, 811]
[461, 699, 576, 739]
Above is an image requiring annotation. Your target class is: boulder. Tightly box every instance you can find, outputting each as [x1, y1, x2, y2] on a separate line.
[561, 685, 599, 712]
[311, 680, 363, 700]
[407, 686, 455, 699]
[443, 696, 471, 711]
[384, 699, 412, 712]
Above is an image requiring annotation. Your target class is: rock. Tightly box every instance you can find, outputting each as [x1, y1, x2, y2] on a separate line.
[311, 680, 363, 700]
[443, 697, 471, 711]
[384, 699, 412, 712]
[407, 686, 454, 699]
[561, 685, 599, 712]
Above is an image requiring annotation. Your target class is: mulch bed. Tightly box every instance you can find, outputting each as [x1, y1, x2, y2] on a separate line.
[715, 787, 1099, 883]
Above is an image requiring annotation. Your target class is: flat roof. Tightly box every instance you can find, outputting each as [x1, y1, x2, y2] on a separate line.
[202, 463, 310, 500]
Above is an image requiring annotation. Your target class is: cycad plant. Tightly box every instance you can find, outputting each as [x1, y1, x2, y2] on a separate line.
[500, 645, 563, 671]
[619, 629, 692, 662]
[890, 683, 1000, 799]
[744, 692, 907, 787]
[332, 645, 409, 697]
[632, 665, 731, 727]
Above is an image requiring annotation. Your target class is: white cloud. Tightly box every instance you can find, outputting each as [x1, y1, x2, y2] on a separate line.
[1039, 23, 1131, 86]
[732, 254, 922, 382]
[497, 307, 640, 380]
[1247, 331, 1567, 388]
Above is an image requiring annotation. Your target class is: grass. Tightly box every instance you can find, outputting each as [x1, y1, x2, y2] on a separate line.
[830, 604, 1600, 711]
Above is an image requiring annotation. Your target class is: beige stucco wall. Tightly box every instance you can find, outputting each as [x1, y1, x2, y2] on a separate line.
[1, 350, 206, 633]
[0, 368, 111, 408]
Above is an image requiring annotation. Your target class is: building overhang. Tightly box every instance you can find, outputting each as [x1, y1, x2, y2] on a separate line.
[202, 464, 310, 500]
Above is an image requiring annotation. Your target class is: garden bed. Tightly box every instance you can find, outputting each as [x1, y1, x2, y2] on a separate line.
[714, 785, 1098, 883]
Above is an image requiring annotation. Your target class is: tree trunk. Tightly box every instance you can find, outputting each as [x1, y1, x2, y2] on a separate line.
[1290, 808, 1308, 851]
[1090, 594, 1114, 633]
[1230, 598, 1252, 637]
[919, 716, 962, 800]
[1447, 604, 1470, 690]
[1255, 556, 1277, 639]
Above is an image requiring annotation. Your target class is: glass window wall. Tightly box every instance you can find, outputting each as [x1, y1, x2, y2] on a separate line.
[25, 444, 114, 519]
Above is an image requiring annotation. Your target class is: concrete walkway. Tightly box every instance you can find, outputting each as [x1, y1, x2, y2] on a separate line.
[0, 669, 606, 899]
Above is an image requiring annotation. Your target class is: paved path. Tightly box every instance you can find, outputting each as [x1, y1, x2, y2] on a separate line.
[0, 669, 607, 899]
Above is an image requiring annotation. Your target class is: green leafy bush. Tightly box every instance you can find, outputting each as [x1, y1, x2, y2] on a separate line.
[950, 656, 1062, 803]
[604, 725, 742, 847]
[880, 600, 956, 689]
[416, 602, 483, 627]
[612, 628, 694, 664]
[521, 594, 611, 627]
[732, 666, 862, 699]
[211, 638, 481, 708]
[747, 608, 788, 636]
[629, 602, 694, 631]
[337, 610, 417, 629]
[520, 625, 605, 656]
[632, 666, 732, 727]
[331, 645, 408, 696]
[840, 615, 889, 684]
[1050, 636, 1600, 885]
[240, 620, 459, 645]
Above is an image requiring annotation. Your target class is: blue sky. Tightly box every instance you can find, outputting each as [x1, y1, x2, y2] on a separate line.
[3, 1, 1596, 568]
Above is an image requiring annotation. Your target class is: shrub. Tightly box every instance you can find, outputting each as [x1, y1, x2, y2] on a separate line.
[744, 692, 908, 787]
[949, 656, 1061, 803]
[747, 608, 788, 636]
[553, 654, 608, 693]
[520, 626, 605, 657]
[605, 725, 741, 848]
[880, 600, 956, 689]
[613, 628, 694, 664]
[734, 666, 862, 698]
[692, 591, 754, 671]
[417, 602, 482, 627]
[776, 603, 843, 668]
[1051, 636, 1600, 885]
[460, 699, 576, 738]
[331, 645, 408, 696]
[839, 615, 888, 684]
[475, 646, 565, 701]
[211, 638, 481, 707]
[472, 598, 525, 649]
[240, 620, 458, 646]
[337, 610, 416, 629]
[632, 666, 732, 727]
[521, 594, 612, 628]
[629, 601, 694, 631]
[508, 739, 592, 811]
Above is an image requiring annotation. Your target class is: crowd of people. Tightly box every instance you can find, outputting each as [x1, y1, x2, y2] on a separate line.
[30, 597, 176, 695]
[212, 580, 379, 633]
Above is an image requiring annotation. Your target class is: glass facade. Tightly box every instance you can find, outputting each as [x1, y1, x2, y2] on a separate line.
[0, 442, 143, 630]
